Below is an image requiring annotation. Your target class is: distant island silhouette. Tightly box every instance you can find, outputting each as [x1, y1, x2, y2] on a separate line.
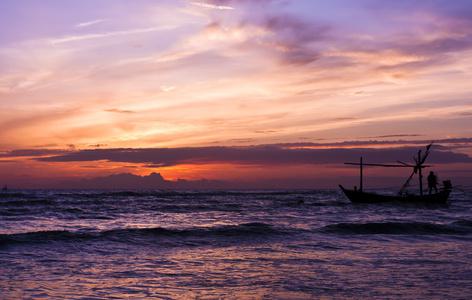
[55, 172, 330, 190]
[59, 172, 241, 189]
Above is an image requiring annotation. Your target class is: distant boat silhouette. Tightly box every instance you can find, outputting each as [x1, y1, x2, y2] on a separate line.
[339, 142, 451, 204]
[2, 185, 7, 191]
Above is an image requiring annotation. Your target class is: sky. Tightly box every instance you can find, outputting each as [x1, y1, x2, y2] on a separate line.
[1, 0, 471, 189]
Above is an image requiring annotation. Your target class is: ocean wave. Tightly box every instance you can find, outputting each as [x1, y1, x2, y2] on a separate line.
[321, 221, 472, 235]
[0, 192, 30, 199]
[0, 222, 285, 247]
[0, 190, 337, 214]
[452, 220, 472, 228]
[0, 198, 54, 207]
[55, 189, 320, 199]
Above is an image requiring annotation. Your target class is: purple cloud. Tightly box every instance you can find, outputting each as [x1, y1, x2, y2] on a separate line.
[32, 139, 472, 167]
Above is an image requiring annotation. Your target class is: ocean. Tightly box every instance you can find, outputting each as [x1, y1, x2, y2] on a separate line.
[1, 189, 472, 299]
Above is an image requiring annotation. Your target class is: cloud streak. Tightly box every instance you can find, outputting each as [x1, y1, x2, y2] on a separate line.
[192, 2, 235, 10]
[26, 139, 472, 168]
[47, 26, 176, 44]
[76, 20, 105, 28]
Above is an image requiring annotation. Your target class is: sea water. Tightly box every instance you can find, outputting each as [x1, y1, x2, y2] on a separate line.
[1, 189, 471, 299]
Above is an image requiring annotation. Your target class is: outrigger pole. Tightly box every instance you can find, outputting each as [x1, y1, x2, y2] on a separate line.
[345, 158, 409, 192]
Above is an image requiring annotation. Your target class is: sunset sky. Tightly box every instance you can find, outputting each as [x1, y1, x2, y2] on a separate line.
[1, 0, 471, 189]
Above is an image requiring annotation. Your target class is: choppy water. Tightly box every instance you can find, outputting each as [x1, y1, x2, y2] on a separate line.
[1, 189, 472, 299]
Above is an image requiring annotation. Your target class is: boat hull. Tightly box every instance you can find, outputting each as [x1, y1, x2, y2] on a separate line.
[339, 185, 450, 204]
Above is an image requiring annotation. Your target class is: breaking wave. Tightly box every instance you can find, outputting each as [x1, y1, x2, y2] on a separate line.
[321, 221, 472, 235]
[0, 222, 285, 247]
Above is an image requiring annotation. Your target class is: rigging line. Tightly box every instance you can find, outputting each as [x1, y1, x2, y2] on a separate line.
[454, 185, 472, 189]
[344, 163, 431, 168]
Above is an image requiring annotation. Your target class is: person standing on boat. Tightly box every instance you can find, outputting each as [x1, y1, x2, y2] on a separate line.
[427, 171, 438, 194]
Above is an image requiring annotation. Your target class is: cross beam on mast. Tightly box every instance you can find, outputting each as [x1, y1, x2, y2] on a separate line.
[344, 162, 430, 168]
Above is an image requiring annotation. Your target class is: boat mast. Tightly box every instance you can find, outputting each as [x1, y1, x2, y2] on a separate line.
[418, 150, 423, 196]
[360, 157, 363, 192]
